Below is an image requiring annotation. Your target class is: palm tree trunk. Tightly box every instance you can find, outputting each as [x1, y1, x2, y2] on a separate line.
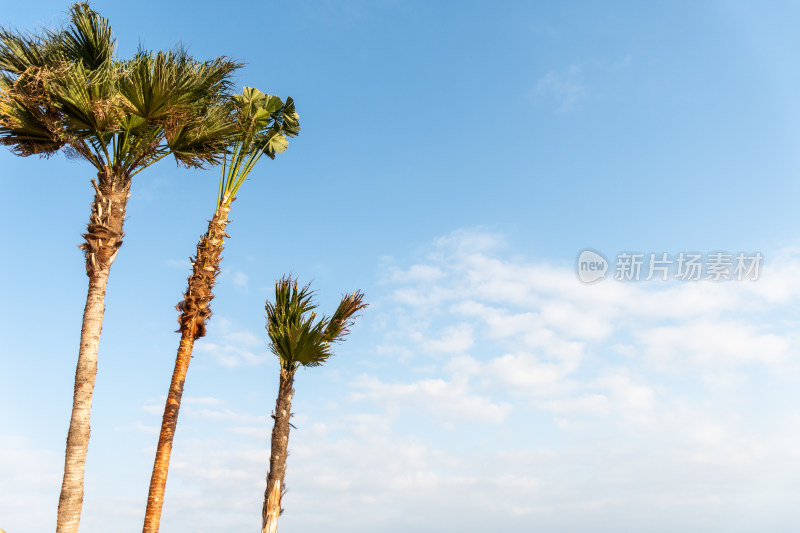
[142, 334, 195, 533]
[58, 167, 131, 533]
[143, 205, 231, 533]
[262, 369, 295, 533]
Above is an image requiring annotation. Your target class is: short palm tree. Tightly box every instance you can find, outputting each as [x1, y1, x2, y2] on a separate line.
[142, 87, 300, 533]
[262, 277, 367, 533]
[0, 5, 238, 532]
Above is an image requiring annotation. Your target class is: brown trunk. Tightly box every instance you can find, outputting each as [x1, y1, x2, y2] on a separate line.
[143, 205, 231, 533]
[142, 334, 195, 533]
[262, 369, 295, 533]
[57, 167, 130, 533]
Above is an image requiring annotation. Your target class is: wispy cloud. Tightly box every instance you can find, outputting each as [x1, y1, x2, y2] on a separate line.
[234, 271, 248, 287]
[195, 317, 268, 367]
[535, 64, 585, 112]
[346, 228, 800, 529]
[533, 55, 634, 113]
[350, 373, 511, 423]
[5, 230, 799, 533]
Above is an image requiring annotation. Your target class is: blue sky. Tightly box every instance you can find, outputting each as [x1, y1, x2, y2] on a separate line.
[1, 1, 800, 532]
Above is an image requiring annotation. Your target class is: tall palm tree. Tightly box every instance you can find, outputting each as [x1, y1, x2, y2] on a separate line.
[0, 5, 238, 532]
[142, 87, 300, 533]
[262, 277, 367, 533]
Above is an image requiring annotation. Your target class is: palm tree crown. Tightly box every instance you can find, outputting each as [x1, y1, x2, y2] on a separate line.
[266, 276, 367, 371]
[216, 86, 300, 208]
[0, 3, 239, 175]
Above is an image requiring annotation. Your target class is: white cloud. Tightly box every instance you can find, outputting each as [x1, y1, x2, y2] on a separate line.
[485, 351, 575, 394]
[183, 396, 223, 406]
[232, 271, 248, 289]
[7, 229, 800, 533]
[350, 374, 511, 423]
[165, 258, 190, 270]
[0, 436, 61, 533]
[195, 317, 268, 367]
[635, 320, 792, 368]
[99, 394, 800, 532]
[381, 229, 800, 376]
[421, 323, 475, 354]
[541, 393, 610, 416]
[535, 65, 585, 112]
[389, 264, 444, 283]
[353, 228, 800, 529]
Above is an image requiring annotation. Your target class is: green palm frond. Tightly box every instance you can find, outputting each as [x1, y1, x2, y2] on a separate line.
[0, 4, 240, 173]
[265, 277, 366, 372]
[118, 50, 239, 122]
[269, 277, 317, 330]
[266, 277, 321, 370]
[55, 2, 115, 71]
[42, 60, 119, 135]
[216, 88, 301, 207]
[117, 50, 189, 120]
[272, 314, 333, 369]
[322, 291, 367, 344]
[113, 50, 240, 172]
[0, 30, 48, 79]
[166, 96, 236, 168]
[248, 94, 300, 159]
[0, 84, 63, 156]
[277, 96, 300, 137]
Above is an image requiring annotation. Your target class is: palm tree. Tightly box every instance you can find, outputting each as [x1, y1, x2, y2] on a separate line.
[0, 5, 238, 532]
[262, 277, 367, 533]
[142, 87, 300, 533]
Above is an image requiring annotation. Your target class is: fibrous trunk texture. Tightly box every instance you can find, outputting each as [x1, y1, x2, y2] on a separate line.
[143, 205, 231, 533]
[57, 167, 131, 533]
[262, 369, 295, 533]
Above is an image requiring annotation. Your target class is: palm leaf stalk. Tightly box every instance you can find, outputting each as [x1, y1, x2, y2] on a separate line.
[0, 5, 239, 532]
[143, 87, 299, 533]
[262, 277, 367, 533]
